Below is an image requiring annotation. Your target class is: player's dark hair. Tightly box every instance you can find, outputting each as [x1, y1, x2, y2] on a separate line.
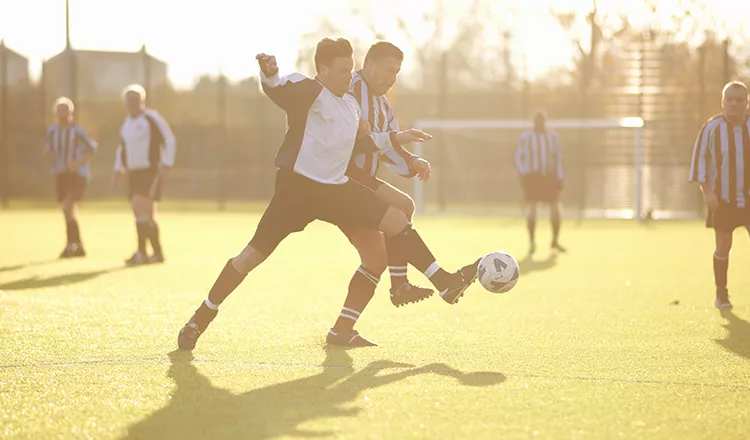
[364, 41, 404, 63]
[314, 37, 354, 70]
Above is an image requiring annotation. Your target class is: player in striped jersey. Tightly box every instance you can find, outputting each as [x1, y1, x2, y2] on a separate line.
[43, 97, 98, 258]
[515, 111, 565, 255]
[331, 41, 438, 334]
[112, 84, 176, 266]
[689, 81, 750, 309]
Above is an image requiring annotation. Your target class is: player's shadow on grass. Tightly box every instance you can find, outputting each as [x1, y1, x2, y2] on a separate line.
[123, 349, 505, 440]
[0, 258, 58, 273]
[715, 309, 750, 360]
[0, 266, 131, 291]
[518, 253, 558, 276]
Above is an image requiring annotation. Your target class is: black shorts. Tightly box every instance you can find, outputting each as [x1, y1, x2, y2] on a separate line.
[706, 202, 750, 232]
[249, 170, 390, 255]
[521, 174, 561, 203]
[128, 168, 163, 201]
[56, 172, 87, 202]
[346, 162, 386, 192]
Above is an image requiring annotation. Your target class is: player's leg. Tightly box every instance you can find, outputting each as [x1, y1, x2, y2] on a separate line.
[56, 174, 73, 258]
[378, 207, 480, 304]
[327, 182, 480, 306]
[372, 182, 433, 300]
[177, 170, 314, 350]
[126, 193, 152, 265]
[61, 196, 84, 257]
[710, 205, 737, 308]
[328, 228, 387, 347]
[550, 202, 566, 252]
[526, 203, 538, 255]
[145, 172, 165, 263]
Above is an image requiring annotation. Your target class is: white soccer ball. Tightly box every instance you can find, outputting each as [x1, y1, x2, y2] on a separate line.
[477, 251, 520, 294]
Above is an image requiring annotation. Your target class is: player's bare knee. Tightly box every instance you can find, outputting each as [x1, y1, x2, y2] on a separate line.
[233, 245, 267, 274]
[361, 248, 387, 276]
[400, 195, 416, 221]
[379, 207, 409, 237]
[715, 232, 733, 257]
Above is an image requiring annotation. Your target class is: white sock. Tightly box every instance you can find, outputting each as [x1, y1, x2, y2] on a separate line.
[204, 299, 219, 311]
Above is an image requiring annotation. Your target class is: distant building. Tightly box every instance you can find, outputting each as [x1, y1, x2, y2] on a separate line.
[43, 45, 168, 101]
[0, 40, 31, 87]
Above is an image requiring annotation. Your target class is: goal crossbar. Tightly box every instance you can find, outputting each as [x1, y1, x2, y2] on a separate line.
[410, 118, 646, 219]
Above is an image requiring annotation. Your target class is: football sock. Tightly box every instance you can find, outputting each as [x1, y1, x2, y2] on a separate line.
[713, 253, 728, 292]
[527, 206, 537, 244]
[148, 220, 163, 257]
[207, 259, 247, 306]
[551, 206, 561, 243]
[135, 217, 149, 254]
[193, 302, 218, 331]
[385, 226, 452, 292]
[333, 266, 379, 333]
[65, 218, 77, 245]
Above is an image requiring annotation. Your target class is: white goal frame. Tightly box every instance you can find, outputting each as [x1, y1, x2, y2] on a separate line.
[411, 118, 645, 219]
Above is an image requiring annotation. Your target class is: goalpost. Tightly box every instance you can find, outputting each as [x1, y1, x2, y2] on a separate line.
[409, 117, 655, 220]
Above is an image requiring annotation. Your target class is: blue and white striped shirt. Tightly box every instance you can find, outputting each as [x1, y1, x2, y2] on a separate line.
[45, 124, 98, 179]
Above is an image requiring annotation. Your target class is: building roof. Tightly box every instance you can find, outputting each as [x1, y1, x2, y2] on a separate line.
[0, 40, 29, 61]
[45, 45, 166, 65]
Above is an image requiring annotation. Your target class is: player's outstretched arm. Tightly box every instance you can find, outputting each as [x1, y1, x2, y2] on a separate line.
[256, 53, 322, 113]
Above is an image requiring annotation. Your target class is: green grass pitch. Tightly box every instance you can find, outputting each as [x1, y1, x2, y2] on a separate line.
[1, 207, 749, 439]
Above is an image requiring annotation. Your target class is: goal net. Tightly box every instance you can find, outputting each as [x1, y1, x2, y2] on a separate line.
[401, 118, 699, 220]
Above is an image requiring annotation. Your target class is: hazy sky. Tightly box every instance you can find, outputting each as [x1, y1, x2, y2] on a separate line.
[0, 0, 747, 88]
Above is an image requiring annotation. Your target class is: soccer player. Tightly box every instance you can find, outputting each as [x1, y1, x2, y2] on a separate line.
[327, 41, 443, 344]
[689, 80, 750, 309]
[514, 111, 565, 255]
[43, 97, 98, 258]
[112, 84, 176, 266]
[177, 37, 480, 350]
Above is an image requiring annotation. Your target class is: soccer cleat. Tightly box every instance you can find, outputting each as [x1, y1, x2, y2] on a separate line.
[71, 244, 86, 258]
[177, 303, 218, 350]
[326, 329, 377, 347]
[59, 245, 74, 259]
[715, 289, 732, 309]
[551, 241, 567, 253]
[125, 251, 149, 266]
[390, 282, 433, 307]
[439, 259, 481, 305]
[149, 254, 165, 264]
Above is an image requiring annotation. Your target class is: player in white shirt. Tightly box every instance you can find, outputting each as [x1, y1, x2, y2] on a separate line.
[112, 84, 176, 265]
[177, 37, 481, 350]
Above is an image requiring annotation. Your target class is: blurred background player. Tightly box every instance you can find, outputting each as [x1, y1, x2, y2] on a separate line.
[112, 84, 176, 266]
[689, 80, 750, 309]
[43, 97, 98, 258]
[514, 110, 566, 255]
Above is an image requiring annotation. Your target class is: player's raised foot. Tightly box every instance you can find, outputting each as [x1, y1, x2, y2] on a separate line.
[125, 251, 149, 266]
[326, 329, 377, 347]
[551, 241, 567, 253]
[149, 254, 165, 264]
[177, 303, 218, 350]
[390, 282, 433, 307]
[715, 289, 732, 309]
[439, 259, 481, 305]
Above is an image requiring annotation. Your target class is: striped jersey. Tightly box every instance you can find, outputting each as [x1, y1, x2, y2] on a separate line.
[514, 129, 564, 179]
[689, 114, 750, 208]
[114, 108, 176, 172]
[44, 123, 97, 178]
[349, 71, 416, 178]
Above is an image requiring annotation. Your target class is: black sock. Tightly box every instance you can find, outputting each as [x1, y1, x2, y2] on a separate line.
[333, 266, 379, 333]
[149, 221, 163, 257]
[65, 219, 74, 245]
[385, 226, 452, 291]
[136, 220, 148, 254]
[207, 259, 248, 306]
[713, 253, 728, 292]
[527, 208, 537, 244]
[194, 302, 218, 331]
[551, 209, 561, 244]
